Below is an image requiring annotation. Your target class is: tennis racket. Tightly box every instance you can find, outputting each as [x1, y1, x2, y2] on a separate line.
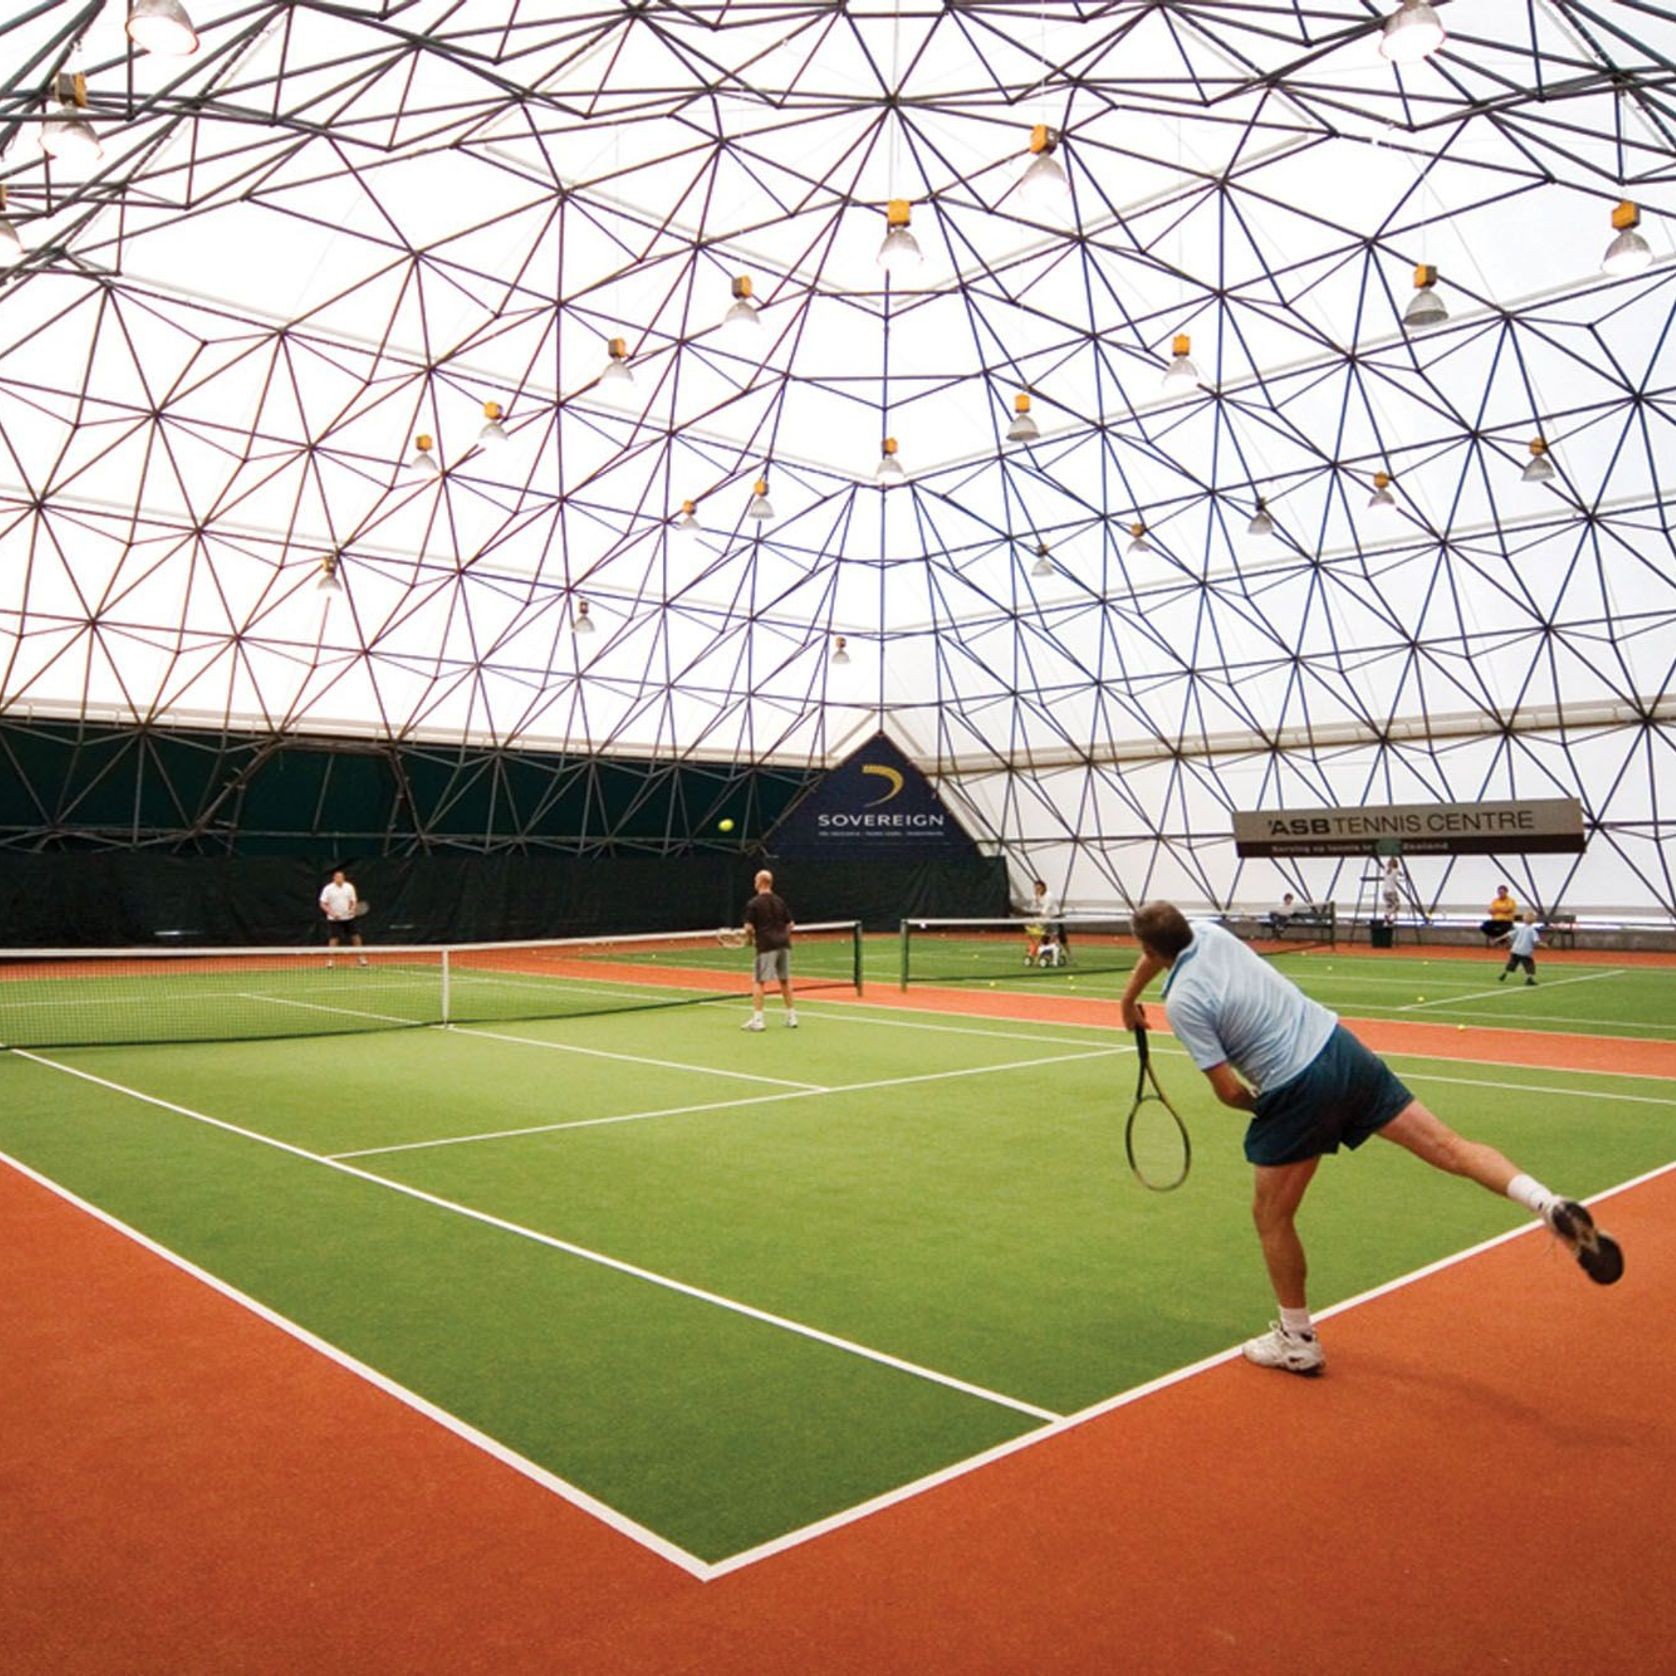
[716, 927, 746, 949]
[353, 900, 372, 919]
[1124, 1016, 1191, 1192]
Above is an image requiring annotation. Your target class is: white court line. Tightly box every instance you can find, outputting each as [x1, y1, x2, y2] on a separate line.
[238, 992, 421, 1028]
[1397, 968, 1626, 1011]
[0, 1145, 712, 1580]
[6, 1049, 1060, 1430]
[332, 1043, 1128, 1160]
[442, 1024, 828, 1091]
[707, 1156, 1676, 1577]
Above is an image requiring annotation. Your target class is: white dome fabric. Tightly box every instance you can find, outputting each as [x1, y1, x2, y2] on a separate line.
[0, 0, 1672, 912]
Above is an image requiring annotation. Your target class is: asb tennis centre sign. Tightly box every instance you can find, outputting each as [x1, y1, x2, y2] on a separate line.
[769, 734, 976, 857]
[1233, 797, 1586, 858]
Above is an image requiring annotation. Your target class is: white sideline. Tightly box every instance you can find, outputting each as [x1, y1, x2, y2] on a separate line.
[6, 1049, 1060, 1430]
[331, 1042, 1128, 1159]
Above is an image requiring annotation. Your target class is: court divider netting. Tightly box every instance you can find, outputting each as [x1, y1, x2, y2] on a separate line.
[0, 922, 864, 1050]
[898, 908, 1336, 988]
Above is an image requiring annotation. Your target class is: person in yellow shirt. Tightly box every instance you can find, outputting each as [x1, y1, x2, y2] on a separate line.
[1480, 883, 1517, 939]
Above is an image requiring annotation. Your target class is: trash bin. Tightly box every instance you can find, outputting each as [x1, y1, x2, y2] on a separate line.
[1370, 918, 1394, 949]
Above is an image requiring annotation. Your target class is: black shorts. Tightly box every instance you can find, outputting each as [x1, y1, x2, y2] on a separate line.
[325, 919, 360, 940]
[1243, 1025, 1413, 1167]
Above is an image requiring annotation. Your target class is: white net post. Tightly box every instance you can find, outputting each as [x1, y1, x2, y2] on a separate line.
[440, 947, 451, 1024]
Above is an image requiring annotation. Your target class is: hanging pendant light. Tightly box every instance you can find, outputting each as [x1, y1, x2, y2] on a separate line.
[405, 434, 440, 477]
[875, 437, 905, 484]
[1007, 392, 1040, 444]
[720, 274, 761, 342]
[877, 200, 924, 275]
[316, 554, 343, 594]
[1602, 201, 1652, 277]
[572, 598, 596, 636]
[41, 75, 102, 169]
[1403, 263, 1448, 331]
[746, 476, 774, 521]
[1161, 333, 1199, 394]
[672, 499, 700, 536]
[1379, 0, 1445, 64]
[1031, 543, 1053, 578]
[830, 635, 851, 666]
[1247, 499, 1276, 538]
[1366, 471, 1398, 512]
[126, 0, 200, 56]
[1127, 522, 1153, 556]
[1521, 438, 1556, 484]
[1017, 124, 1070, 213]
[599, 337, 634, 395]
[477, 400, 508, 449]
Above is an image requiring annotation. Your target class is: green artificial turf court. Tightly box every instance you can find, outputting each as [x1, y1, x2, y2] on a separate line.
[3, 991, 1672, 1564]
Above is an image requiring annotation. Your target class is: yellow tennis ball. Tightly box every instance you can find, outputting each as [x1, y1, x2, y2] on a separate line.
[718, 818, 735, 832]
[1457, 1024, 1466, 1031]
[1417, 995, 1425, 1001]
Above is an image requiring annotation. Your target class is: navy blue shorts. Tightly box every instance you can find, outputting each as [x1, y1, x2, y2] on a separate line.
[1243, 1025, 1414, 1167]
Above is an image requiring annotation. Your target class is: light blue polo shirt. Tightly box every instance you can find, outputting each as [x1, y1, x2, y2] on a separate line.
[1162, 921, 1337, 1094]
[1506, 923, 1541, 957]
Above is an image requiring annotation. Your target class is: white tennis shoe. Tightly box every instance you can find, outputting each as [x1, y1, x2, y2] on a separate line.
[1242, 1322, 1325, 1376]
[741, 1014, 765, 1032]
[785, 1010, 798, 1028]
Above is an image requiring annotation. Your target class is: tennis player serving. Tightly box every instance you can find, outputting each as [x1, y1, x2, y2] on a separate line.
[1120, 902, 1624, 1377]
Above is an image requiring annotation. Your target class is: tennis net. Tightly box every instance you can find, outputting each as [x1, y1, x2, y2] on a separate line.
[899, 907, 1336, 988]
[0, 922, 864, 1050]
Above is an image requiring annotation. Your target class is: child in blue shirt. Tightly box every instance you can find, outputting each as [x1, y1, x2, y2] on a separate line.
[1496, 913, 1543, 985]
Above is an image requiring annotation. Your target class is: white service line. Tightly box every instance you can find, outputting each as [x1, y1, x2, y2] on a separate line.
[1397, 968, 1626, 1011]
[8, 1049, 1061, 1431]
[442, 1024, 828, 1090]
[333, 1042, 1130, 1160]
[238, 992, 420, 1028]
[0, 1145, 712, 1580]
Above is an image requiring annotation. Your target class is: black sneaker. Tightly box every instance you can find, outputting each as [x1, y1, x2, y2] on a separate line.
[1548, 1200, 1625, 1285]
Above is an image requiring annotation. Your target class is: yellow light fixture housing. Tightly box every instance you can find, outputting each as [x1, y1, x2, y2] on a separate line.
[722, 274, 761, 337]
[878, 199, 924, 275]
[601, 337, 634, 386]
[316, 554, 343, 594]
[673, 498, 700, 534]
[42, 73, 103, 167]
[876, 436, 905, 484]
[1161, 333, 1199, 393]
[477, 400, 508, 448]
[1007, 391, 1040, 444]
[1367, 470, 1398, 510]
[1018, 124, 1069, 210]
[407, 433, 440, 476]
[1602, 200, 1652, 276]
[1127, 521, 1153, 555]
[1522, 437, 1557, 484]
[1403, 263, 1447, 330]
[747, 476, 774, 520]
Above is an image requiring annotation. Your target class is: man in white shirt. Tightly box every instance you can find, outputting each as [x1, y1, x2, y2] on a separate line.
[319, 869, 368, 967]
[1119, 902, 1623, 1377]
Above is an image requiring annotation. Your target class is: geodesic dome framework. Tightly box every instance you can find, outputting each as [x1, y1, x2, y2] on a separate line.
[1, 0, 1673, 913]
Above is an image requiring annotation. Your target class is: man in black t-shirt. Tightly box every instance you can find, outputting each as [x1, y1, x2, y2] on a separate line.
[742, 869, 796, 1031]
